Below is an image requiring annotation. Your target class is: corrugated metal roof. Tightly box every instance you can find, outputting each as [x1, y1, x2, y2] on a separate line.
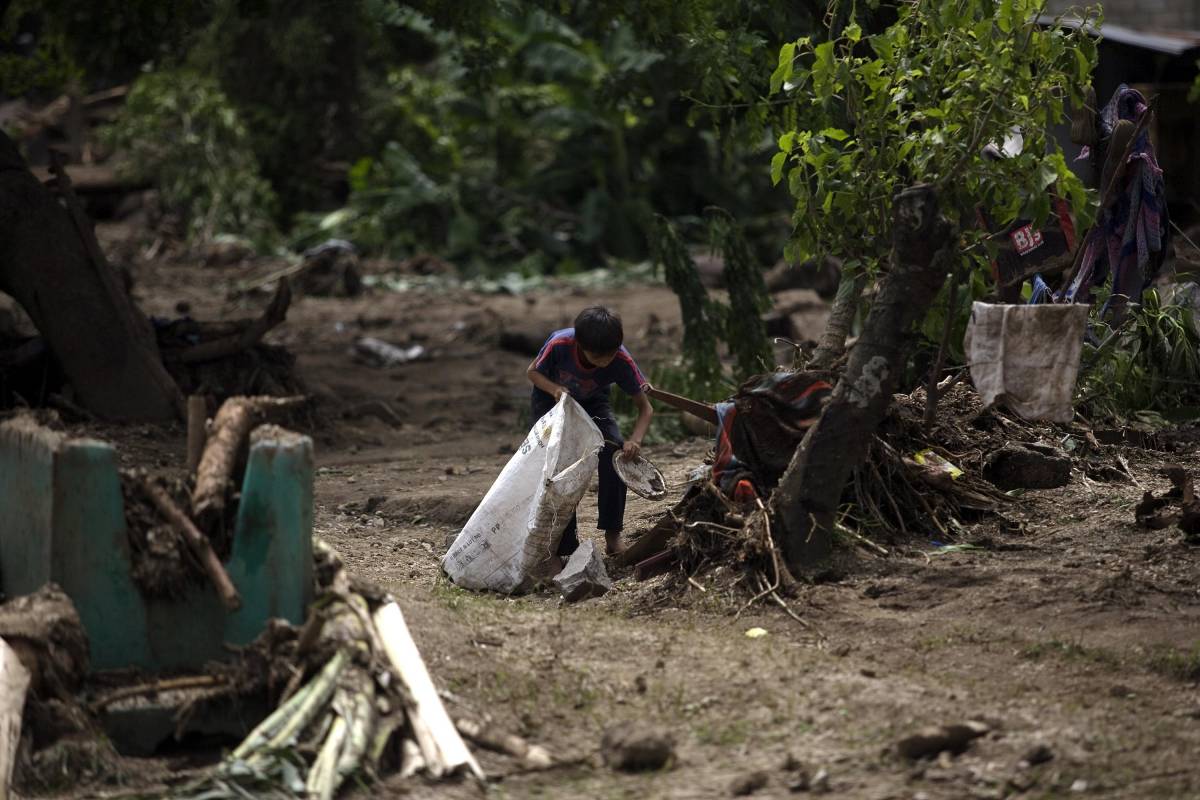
[1040, 14, 1200, 56]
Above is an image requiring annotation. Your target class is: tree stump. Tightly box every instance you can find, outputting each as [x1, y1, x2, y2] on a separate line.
[0, 132, 181, 420]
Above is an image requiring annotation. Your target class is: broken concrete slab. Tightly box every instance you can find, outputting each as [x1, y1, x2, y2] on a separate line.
[553, 541, 612, 602]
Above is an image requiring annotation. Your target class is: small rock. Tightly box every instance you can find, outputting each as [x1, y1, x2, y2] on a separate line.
[635, 675, 648, 694]
[730, 770, 770, 796]
[553, 540, 613, 602]
[1070, 778, 1089, 793]
[896, 720, 990, 760]
[861, 668, 877, 678]
[1021, 743, 1054, 767]
[810, 767, 830, 793]
[601, 723, 674, 772]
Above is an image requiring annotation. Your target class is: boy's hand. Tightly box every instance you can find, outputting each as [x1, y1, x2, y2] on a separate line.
[552, 385, 567, 401]
[621, 440, 642, 461]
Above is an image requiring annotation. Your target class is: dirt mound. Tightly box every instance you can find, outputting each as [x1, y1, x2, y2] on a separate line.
[373, 493, 479, 527]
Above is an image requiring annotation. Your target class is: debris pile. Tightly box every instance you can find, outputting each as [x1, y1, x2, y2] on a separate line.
[156, 280, 305, 400]
[179, 546, 487, 799]
[0, 550, 532, 798]
[621, 378, 1089, 595]
[1135, 465, 1200, 541]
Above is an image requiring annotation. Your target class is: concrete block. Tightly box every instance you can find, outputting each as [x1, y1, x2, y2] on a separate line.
[0, 417, 314, 672]
[553, 540, 612, 602]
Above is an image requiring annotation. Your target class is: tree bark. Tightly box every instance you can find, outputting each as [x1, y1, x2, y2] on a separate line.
[0, 132, 182, 420]
[808, 267, 868, 370]
[771, 185, 957, 572]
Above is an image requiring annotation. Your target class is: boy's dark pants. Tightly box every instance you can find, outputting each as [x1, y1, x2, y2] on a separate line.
[531, 391, 626, 557]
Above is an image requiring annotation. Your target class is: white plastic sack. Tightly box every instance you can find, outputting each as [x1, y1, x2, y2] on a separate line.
[964, 301, 1090, 423]
[442, 395, 602, 593]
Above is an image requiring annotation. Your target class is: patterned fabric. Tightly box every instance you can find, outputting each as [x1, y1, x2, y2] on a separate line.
[711, 372, 833, 500]
[1057, 85, 1169, 311]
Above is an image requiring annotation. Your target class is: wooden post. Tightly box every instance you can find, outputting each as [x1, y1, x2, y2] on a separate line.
[772, 185, 958, 571]
[187, 396, 207, 474]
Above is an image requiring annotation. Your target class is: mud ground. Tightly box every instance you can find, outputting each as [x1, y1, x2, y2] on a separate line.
[60, 242, 1200, 798]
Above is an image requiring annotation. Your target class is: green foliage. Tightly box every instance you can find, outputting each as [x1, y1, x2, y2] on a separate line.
[650, 216, 725, 399]
[770, 0, 1099, 295]
[291, 0, 814, 272]
[1079, 289, 1200, 421]
[189, 0, 391, 218]
[0, 0, 207, 94]
[709, 210, 772, 378]
[104, 70, 279, 245]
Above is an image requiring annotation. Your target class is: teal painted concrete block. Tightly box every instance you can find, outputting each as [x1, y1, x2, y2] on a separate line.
[0, 417, 314, 672]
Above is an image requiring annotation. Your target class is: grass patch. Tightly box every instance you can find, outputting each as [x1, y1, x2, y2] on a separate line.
[693, 719, 751, 747]
[1020, 639, 1121, 670]
[1145, 643, 1200, 683]
[430, 577, 535, 614]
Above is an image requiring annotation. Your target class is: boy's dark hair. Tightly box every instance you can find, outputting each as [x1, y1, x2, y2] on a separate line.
[574, 306, 623, 354]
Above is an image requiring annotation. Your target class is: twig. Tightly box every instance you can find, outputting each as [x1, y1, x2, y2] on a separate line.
[1171, 219, 1200, 255]
[687, 576, 708, 593]
[175, 279, 291, 363]
[91, 675, 226, 713]
[924, 263, 961, 430]
[140, 478, 242, 611]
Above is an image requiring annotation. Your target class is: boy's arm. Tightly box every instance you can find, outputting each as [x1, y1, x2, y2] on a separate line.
[622, 391, 654, 460]
[527, 358, 566, 400]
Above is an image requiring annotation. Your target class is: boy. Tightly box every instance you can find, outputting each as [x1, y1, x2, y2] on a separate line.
[527, 306, 653, 560]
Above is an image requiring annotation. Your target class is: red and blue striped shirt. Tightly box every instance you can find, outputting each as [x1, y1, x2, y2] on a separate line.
[532, 328, 646, 403]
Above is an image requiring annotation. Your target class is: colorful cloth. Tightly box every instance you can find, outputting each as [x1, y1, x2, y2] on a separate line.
[531, 328, 646, 403]
[711, 372, 833, 500]
[1057, 85, 1169, 312]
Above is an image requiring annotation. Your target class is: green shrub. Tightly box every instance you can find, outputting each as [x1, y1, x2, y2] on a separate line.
[104, 70, 278, 246]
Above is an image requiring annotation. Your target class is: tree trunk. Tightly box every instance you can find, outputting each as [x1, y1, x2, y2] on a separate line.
[0, 132, 182, 420]
[808, 267, 867, 370]
[771, 185, 957, 571]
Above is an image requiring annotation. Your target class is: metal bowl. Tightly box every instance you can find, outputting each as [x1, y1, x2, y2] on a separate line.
[612, 451, 667, 500]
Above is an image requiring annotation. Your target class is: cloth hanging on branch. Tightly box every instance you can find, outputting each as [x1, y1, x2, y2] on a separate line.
[1058, 85, 1169, 312]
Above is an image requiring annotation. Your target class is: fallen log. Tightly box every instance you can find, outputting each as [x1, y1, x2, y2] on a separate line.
[456, 717, 553, 770]
[373, 602, 484, 780]
[772, 185, 958, 570]
[140, 478, 242, 612]
[173, 280, 291, 364]
[190, 395, 305, 535]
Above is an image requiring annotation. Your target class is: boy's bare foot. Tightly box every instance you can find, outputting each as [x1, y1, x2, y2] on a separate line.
[605, 530, 624, 557]
[541, 555, 565, 577]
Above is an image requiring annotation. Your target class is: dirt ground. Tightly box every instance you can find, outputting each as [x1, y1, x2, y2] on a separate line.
[46, 241, 1200, 799]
